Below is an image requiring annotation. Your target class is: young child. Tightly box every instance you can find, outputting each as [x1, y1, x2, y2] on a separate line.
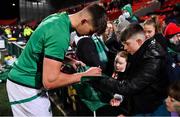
[112, 51, 128, 80]
[110, 51, 128, 112]
[165, 80, 180, 116]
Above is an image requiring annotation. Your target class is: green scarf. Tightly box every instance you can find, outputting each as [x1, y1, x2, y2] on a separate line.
[73, 35, 110, 112]
[91, 34, 108, 63]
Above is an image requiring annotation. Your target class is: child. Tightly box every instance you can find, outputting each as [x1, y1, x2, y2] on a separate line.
[110, 51, 128, 115]
[165, 80, 180, 116]
[112, 51, 128, 80]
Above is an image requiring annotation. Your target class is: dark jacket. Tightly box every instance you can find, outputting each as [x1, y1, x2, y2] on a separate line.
[95, 38, 169, 115]
[76, 37, 108, 73]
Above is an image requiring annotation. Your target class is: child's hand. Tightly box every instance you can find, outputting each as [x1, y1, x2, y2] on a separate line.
[110, 98, 121, 106]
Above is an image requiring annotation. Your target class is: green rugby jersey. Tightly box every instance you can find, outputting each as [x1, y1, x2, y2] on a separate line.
[8, 12, 71, 88]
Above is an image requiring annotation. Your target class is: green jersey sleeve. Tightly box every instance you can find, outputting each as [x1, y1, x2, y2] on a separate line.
[44, 24, 70, 62]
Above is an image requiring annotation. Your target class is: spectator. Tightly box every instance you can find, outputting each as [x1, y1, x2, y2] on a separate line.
[165, 80, 180, 116]
[110, 51, 129, 116]
[121, 4, 138, 23]
[117, 15, 130, 34]
[111, 51, 128, 80]
[23, 25, 33, 41]
[12, 25, 23, 39]
[143, 15, 168, 50]
[143, 15, 162, 40]
[75, 33, 110, 116]
[4, 26, 12, 38]
[164, 22, 180, 65]
[93, 24, 170, 116]
[76, 34, 108, 74]
[6, 3, 107, 116]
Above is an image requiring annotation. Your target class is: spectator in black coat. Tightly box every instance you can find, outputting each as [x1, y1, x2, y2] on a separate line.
[92, 24, 170, 116]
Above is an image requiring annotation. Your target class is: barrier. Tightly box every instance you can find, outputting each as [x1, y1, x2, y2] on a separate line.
[7, 42, 25, 58]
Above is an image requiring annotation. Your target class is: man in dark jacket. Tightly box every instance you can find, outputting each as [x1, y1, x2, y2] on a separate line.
[94, 24, 170, 116]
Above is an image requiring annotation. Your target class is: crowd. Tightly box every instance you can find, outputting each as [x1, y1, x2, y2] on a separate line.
[0, 24, 34, 42]
[0, 1, 179, 116]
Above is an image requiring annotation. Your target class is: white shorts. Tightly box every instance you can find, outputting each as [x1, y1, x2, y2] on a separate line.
[6, 79, 52, 117]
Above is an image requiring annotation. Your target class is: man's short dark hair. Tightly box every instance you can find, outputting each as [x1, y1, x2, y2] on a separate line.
[120, 23, 144, 42]
[86, 3, 107, 35]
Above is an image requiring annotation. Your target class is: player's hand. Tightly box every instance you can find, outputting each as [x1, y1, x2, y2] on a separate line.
[84, 67, 102, 76]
